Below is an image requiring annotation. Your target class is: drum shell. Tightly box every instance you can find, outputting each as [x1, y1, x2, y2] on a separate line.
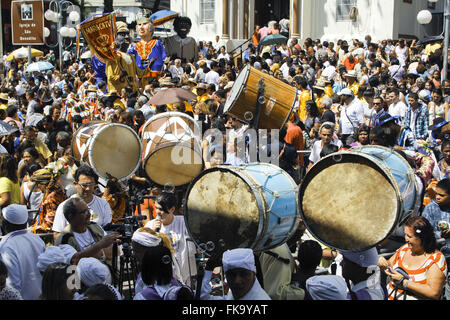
[141, 112, 203, 187]
[223, 65, 298, 130]
[299, 146, 419, 252]
[184, 163, 300, 253]
[72, 121, 142, 181]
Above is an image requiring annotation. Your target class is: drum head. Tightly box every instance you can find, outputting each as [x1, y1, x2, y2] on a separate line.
[144, 143, 203, 187]
[300, 152, 399, 252]
[185, 168, 261, 252]
[89, 124, 141, 181]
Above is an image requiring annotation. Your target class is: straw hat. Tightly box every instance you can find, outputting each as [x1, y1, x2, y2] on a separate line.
[344, 70, 358, 78]
[0, 93, 9, 102]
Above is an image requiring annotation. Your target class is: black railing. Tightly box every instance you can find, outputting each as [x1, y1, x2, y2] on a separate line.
[229, 38, 252, 61]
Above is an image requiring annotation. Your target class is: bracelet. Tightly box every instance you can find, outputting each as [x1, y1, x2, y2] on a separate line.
[404, 279, 409, 290]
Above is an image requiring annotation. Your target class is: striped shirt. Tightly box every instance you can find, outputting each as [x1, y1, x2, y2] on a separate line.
[387, 244, 447, 300]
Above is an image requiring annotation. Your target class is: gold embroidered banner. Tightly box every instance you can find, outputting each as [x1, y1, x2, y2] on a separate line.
[80, 13, 117, 62]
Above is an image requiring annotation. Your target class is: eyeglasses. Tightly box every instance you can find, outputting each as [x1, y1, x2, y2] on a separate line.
[373, 102, 382, 105]
[77, 182, 96, 189]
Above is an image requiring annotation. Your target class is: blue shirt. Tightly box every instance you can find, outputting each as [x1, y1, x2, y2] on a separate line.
[422, 200, 450, 257]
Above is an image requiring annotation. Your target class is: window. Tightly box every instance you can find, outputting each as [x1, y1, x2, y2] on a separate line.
[200, 0, 215, 24]
[336, 0, 357, 22]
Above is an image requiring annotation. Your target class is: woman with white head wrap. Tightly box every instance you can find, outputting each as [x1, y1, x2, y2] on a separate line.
[131, 227, 183, 294]
[36, 244, 78, 274]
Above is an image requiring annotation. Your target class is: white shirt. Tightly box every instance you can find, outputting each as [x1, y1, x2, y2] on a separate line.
[205, 70, 220, 90]
[309, 139, 343, 165]
[388, 101, 408, 122]
[145, 215, 197, 286]
[169, 65, 184, 80]
[52, 194, 112, 233]
[0, 144, 8, 154]
[0, 230, 45, 300]
[339, 98, 365, 135]
[73, 229, 97, 251]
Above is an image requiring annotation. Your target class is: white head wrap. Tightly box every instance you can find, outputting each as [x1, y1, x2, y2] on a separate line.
[58, 244, 78, 264]
[131, 229, 162, 247]
[76, 258, 112, 287]
[222, 248, 256, 273]
[37, 246, 67, 273]
[341, 247, 379, 268]
[2, 204, 28, 225]
[306, 275, 348, 300]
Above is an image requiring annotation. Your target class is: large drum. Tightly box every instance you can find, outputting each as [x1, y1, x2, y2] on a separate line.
[299, 145, 420, 252]
[141, 112, 203, 187]
[223, 65, 298, 130]
[72, 121, 142, 181]
[184, 163, 300, 253]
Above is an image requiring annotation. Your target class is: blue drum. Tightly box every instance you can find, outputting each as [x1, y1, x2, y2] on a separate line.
[299, 145, 419, 252]
[184, 163, 300, 253]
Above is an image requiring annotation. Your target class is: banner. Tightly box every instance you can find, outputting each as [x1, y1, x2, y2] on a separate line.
[80, 13, 117, 62]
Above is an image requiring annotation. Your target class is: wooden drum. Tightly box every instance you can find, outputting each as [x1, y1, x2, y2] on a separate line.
[223, 65, 298, 129]
[72, 121, 142, 181]
[141, 112, 203, 188]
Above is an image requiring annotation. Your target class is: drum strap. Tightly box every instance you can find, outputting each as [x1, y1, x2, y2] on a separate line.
[264, 251, 291, 265]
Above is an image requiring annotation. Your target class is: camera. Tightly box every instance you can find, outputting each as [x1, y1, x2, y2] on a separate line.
[103, 215, 146, 241]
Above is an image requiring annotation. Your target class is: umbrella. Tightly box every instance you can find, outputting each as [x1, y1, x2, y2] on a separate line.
[150, 10, 179, 27]
[26, 61, 55, 73]
[147, 88, 197, 105]
[259, 34, 288, 46]
[80, 50, 92, 59]
[6, 47, 43, 61]
[0, 120, 19, 137]
[416, 35, 444, 46]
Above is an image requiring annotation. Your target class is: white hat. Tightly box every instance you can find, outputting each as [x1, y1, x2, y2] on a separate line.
[222, 248, 256, 273]
[341, 248, 379, 268]
[131, 229, 162, 247]
[77, 258, 112, 287]
[58, 244, 78, 264]
[337, 88, 354, 97]
[344, 70, 358, 78]
[306, 275, 348, 300]
[2, 204, 28, 225]
[37, 246, 68, 273]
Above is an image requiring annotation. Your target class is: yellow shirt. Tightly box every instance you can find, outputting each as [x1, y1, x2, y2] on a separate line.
[34, 139, 53, 160]
[348, 82, 359, 96]
[0, 103, 7, 111]
[325, 85, 334, 98]
[298, 89, 312, 122]
[425, 43, 441, 56]
[0, 177, 20, 205]
[197, 93, 210, 103]
[315, 96, 325, 115]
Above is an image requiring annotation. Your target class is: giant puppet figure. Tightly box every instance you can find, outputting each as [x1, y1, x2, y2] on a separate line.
[127, 8, 167, 87]
[164, 16, 198, 63]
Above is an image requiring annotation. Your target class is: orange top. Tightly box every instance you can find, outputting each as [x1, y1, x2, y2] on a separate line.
[387, 244, 447, 300]
[285, 122, 305, 167]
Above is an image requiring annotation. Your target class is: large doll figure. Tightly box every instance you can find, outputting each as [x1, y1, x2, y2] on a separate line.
[128, 9, 167, 87]
[164, 16, 198, 62]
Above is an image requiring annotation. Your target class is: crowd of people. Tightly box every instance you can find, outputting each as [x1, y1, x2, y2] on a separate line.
[0, 13, 449, 301]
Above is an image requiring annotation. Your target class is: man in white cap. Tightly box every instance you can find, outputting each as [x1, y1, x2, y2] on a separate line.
[341, 248, 387, 300]
[0, 204, 45, 300]
[338, 87, 364, 147]
[201, 248, 271, 300]
[306, 275, 348, 300]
